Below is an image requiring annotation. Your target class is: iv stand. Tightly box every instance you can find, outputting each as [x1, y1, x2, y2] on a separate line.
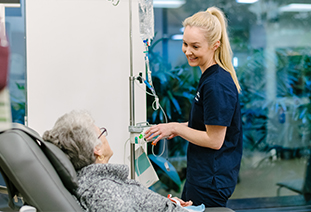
[128, 0, 154, 180]
[128, 0, 136, 179]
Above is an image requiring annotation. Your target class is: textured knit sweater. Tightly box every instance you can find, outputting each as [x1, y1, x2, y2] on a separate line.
[76, 163, 187, 212]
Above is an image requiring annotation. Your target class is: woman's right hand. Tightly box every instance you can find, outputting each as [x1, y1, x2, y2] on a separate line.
[144, 123, 179, 145]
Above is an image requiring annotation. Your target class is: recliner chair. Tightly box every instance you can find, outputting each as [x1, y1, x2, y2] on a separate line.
[0, 123, 236, 212]
[0, 123, 84, 211]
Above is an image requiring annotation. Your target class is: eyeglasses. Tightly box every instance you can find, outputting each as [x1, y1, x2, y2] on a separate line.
[98, 127, 108, 139]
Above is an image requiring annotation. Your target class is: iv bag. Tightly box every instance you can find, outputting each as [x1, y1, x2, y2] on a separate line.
[138, 0, 154, 41]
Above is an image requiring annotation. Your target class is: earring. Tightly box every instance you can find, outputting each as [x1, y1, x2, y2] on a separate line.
[98, 155, 104, 161]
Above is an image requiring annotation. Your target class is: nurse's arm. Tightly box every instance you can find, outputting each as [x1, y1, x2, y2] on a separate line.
[145, 122, 226, 150]
[177, 124, 226, 150]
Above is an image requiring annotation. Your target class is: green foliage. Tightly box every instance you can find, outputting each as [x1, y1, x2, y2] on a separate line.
[146, 38, 201, 160]
[147, 39, 200, 124]
[237, 47, 311, 152]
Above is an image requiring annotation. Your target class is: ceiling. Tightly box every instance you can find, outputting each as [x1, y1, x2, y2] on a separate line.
[156, 0, 311, 33]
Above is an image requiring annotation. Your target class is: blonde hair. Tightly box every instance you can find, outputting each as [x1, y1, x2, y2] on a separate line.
[183, 7, 241, 93]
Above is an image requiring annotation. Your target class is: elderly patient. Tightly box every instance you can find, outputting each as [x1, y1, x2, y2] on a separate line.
[42, 110, 191, 212]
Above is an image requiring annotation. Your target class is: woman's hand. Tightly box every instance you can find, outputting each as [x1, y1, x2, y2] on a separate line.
[167, 194, 193, 207]
[144, 123, 179, 145]
[145, 122, 225, 150]
[173, 197, 193, 207]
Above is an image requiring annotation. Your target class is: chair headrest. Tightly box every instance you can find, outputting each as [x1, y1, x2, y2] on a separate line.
[0, 123, 78, 195]
[42, 141, 78, 194]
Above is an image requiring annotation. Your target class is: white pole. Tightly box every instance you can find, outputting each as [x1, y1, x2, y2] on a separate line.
[128, 0, 136, 179]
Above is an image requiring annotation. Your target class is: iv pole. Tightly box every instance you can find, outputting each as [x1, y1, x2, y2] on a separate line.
[128, 0, 155, 180]
[128, 0, 136, 179]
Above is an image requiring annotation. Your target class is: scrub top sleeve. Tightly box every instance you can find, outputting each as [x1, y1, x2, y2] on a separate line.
[202, 81, 236, 127]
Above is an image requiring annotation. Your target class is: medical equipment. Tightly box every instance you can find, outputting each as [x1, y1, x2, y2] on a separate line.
[136, 73, 160, 110]
[128, 0, 157, 179]
[129, 122, 155, 144]
[129, 121, 169, 145]
[138, 0, 154, 42]
[138, 0, 154, 86]
[129, 1, 176, 188]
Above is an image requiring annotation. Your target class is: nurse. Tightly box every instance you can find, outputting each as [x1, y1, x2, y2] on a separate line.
[145, 6, 243, 207]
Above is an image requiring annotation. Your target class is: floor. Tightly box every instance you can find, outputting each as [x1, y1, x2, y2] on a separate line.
[228, 151, 310, 211]
[231, 151, 307, 199]
[152, 150, 310, 211]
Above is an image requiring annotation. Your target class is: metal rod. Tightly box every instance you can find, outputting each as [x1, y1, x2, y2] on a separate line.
[129, 0, 136, 179]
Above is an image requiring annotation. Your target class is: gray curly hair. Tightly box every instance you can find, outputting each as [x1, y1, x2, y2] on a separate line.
[42, 110, 102, 170]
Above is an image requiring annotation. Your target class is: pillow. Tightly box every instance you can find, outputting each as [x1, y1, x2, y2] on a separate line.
[41, 141, 78, 195]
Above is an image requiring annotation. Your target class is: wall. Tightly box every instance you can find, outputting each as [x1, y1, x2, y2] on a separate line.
[25, 0, 146, 165]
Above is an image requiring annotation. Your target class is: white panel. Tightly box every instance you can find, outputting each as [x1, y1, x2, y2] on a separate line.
[26, 0, 146, 165]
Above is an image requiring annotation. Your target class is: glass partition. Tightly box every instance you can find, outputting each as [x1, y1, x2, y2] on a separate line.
[147, 0, 311, 207]
[4, 0, 26, 124]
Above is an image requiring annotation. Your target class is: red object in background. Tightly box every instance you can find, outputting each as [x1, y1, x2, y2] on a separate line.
[0, 35, 9, 91]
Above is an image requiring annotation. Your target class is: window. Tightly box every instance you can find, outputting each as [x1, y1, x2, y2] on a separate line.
[3, 0, 26, 124]
[147, 0, 311, 209]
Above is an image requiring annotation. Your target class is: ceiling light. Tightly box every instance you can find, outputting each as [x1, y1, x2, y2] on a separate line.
[0, 0, 20, 7]
[279, 4, 311, 12]
[233, 57, 239, 67]
[153, 0, 186, 8]
[236, 0, 258, 4]
[171, 34, 183, 40]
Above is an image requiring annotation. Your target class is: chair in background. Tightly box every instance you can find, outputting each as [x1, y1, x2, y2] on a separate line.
[276, 150, 311, 202]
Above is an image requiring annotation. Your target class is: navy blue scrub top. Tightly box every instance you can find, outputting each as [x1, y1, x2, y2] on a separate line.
[187, 64, 243, 189]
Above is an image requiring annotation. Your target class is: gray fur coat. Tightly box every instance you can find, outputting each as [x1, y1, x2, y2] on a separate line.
[76, 163, 187, 212]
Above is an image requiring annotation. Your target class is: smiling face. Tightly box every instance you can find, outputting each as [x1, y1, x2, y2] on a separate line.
[182, 26, 218, 72]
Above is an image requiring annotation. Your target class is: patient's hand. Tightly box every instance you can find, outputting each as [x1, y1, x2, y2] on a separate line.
[168, 194, 193, 207]
[172, 197, 193, 207]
